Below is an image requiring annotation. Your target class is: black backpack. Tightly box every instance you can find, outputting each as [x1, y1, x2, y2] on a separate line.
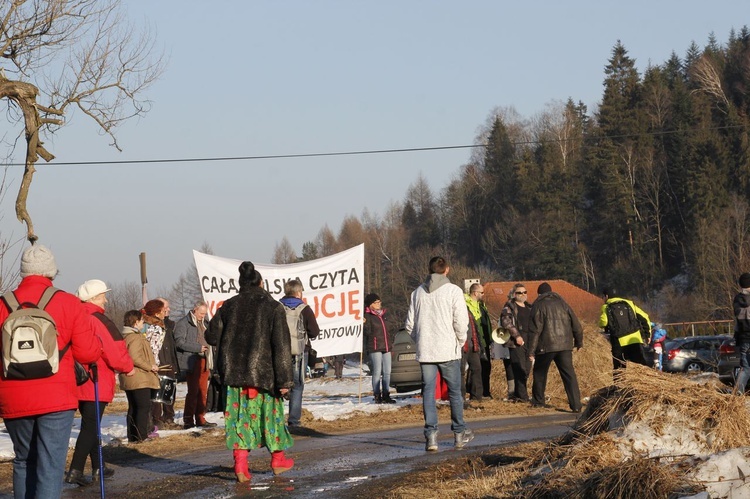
[605, 300, 641, 339]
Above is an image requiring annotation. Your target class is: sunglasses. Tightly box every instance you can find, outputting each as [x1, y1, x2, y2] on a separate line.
[515, 291, 527, 295]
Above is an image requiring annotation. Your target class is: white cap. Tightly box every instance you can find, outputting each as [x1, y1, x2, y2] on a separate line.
[76, 279, 111, 302]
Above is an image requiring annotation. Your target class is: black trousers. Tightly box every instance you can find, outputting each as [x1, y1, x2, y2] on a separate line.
[532, 350, 581, 411]
[70, 401, 107, 472]
[126, 388, 153, 442]
[461, 350, 483, 400]
[611, 339, 652, 370]
[509, 345, 530, 401]
[480, 346, 492, 397]
[206, 374, 226, 413]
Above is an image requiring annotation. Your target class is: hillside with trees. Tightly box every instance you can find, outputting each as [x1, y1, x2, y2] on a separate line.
[273, 29, 750, 325]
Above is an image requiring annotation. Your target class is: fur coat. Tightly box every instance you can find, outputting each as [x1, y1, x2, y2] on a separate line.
[205, 285, 293, 393]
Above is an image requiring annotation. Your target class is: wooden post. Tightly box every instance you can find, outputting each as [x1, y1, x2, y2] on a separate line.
[139, 252, 148, 306]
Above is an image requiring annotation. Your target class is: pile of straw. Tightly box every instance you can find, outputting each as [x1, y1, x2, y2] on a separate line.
[516, 362, 750, 498]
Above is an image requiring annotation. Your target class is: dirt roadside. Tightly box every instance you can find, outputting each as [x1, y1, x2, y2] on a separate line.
[0, 402, 568, 497]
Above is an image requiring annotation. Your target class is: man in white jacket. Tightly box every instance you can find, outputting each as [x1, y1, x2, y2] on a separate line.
[405, 256, 474, 452]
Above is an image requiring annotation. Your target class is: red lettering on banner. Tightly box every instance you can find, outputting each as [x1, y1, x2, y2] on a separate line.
[207, 300, 225, 316]
[320, 294, 335, 318]
[349, 290, 361, 321]
[308, 290, 361, 320]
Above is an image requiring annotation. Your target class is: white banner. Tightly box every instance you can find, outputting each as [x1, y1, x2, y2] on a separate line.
[193, 244, 364, 357]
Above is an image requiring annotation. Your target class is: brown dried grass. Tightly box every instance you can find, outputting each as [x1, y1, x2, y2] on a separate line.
[576, 362, 750, 452]
[382, 331, 749, 498]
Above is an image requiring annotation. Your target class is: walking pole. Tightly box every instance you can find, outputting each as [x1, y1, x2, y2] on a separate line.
[91, 363, 106, 499]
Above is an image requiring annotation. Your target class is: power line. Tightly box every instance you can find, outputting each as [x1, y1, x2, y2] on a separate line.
[2, 123, 747, 167]
[4, 144, 483, 167]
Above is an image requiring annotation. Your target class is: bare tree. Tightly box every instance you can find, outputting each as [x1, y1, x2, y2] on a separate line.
[168, 242, 213, 317]
[690, 54, 730, 112]
[272, 237, 297, 264]
[315, 225, 338, 257]
[106, 280, 142, 325]
[0, 1, 165, 242]
[533, 100, 582, 171]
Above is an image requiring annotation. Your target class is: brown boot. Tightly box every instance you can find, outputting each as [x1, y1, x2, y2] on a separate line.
[271, 450, 294, 475]
[233, 449, 250, 482]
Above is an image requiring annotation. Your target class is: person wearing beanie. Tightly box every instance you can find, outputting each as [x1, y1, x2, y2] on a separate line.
[19, 243, 58, 279]
[537, 282, 552, 295]
[206, 261, 296, 482]
[527, 282, 584, 413]
[733, 273, 750, 394]
[0, 244, 102, 498]
[66, 280, 135, 486]
[363, 292, 395, 404]
[599, 288, 652, 370]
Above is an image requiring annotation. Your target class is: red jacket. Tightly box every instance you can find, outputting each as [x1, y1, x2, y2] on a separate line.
[463, 310, 481, 353]
[0, 276, 102, 419]
[76, 303, 134, 403]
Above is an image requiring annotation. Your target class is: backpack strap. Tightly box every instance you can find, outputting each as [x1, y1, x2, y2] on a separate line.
[1, 287, 59, 313]
[93, 311, 124, 341]
[1, 291, 20, 313]
[36, 287, 59, 311]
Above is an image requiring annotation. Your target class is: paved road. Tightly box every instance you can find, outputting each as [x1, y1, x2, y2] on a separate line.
[8, 412, 577, 498]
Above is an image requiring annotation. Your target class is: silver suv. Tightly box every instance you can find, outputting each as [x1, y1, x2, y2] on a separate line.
[663, 335, 732, 373]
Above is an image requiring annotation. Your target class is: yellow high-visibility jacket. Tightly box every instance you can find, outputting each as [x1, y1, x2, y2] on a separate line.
[599, 298, 651, 347]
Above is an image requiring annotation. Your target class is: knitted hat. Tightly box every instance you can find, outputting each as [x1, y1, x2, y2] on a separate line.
[76, 279, 111, 302]
[537, 282, 552, 295]
[740, 273, 750, 289]
[20, 244, 58, 279]
[364, 293, 381, 308]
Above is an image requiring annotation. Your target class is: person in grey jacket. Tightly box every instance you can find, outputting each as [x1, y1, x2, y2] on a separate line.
[174, 301, 216, 429]
[405, 256, 473, 452]
[527, 282, 583, 412]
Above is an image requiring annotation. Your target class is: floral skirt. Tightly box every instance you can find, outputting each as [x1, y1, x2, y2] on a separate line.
[224, 387, 293, 452]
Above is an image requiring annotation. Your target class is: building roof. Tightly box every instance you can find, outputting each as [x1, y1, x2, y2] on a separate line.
[482, 279, 602, 324]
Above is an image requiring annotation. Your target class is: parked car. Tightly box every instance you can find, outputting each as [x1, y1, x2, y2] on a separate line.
[718, 337, 741, 387]
[389, 329, 422, 393]
[663, 335, 732, 373]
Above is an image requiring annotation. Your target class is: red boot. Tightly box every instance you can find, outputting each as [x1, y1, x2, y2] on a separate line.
[271, 450, 294, 475]
[233, 449, 251, 482]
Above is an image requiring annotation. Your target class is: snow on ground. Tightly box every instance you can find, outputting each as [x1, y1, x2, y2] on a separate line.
[0, 362, 420, 461]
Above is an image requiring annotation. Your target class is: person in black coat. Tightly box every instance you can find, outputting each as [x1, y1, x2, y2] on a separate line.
[527, 282, 583, 413]
[206, 261, 295, 482]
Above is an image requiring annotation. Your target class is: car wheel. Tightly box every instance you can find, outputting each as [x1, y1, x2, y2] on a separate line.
[685, 361, 703, 374]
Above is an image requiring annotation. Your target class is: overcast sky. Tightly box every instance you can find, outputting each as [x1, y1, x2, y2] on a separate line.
[0, 1, 745, 294]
